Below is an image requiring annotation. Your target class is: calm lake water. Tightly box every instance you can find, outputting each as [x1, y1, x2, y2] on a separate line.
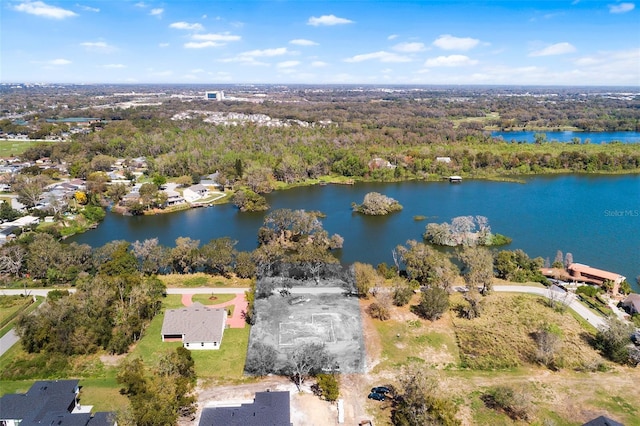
[491, 131, 640, 144]
[70, 175, 640, 291]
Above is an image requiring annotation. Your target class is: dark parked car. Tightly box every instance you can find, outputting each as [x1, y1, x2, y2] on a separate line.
[371, 386, 391, 394]
[368, 392, 386, 401]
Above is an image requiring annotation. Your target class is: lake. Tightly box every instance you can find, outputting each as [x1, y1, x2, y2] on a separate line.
[69, 175, 640, 291]
[491, 131, 640, 144]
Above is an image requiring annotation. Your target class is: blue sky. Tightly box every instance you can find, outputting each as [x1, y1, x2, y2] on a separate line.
[1, 0, 639, 85]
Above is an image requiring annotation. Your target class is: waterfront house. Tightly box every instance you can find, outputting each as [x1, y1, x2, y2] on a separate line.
[449, 175, 462, 183]
[183, 184, 209, 203]
[621, 293, 640, 315]
[161, 302, 227, 350]
[567, 263, 626, 293]
[164, 189, 186, 206]
[199, 391, 292, 426]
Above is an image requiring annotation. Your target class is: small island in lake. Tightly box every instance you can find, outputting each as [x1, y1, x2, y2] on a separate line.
[352, 192, 403, 216]
[424, 215, 511, 246]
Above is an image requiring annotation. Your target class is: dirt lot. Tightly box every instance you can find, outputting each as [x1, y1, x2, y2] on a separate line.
[248, 293, 365, 374]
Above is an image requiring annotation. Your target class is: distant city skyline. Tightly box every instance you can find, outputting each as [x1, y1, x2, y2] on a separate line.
[1, 0, 639, 86]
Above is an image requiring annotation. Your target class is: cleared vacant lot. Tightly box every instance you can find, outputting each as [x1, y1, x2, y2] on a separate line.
[248, 292, 365, 374]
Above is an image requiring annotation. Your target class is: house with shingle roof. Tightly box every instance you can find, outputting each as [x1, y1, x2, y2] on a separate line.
[161, 302, 227, 350]
[621, 293, 640, 315]
[199, 391, 292, 426]
[0, 380, 116, 426]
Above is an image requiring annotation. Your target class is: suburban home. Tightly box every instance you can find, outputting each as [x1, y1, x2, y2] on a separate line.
[199, 391, 292, 426]
[567, 263, 626, 293]
[582, 415, 624, 426]
[621, 293, 640, 315]
[368, 157, 396, 170]
[164, 189, 186, 206]
[0, 380, 116, 426]
[161, 302, 227, 350]
[183, 184, 210, 203]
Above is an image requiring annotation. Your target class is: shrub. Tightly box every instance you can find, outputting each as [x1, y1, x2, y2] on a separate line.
[413, 287, 449, 321]
[368, 302, 391, 321]
[393, 286, 414, 306]
[315, 374, 340, 402]
[483, 385, 533, 421]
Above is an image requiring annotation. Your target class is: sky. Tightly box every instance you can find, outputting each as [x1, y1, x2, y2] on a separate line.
[1, 0, 639, 86]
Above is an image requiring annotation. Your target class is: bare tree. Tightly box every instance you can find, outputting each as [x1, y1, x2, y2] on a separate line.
[0, 244, 26, 277]
[287, 343, 335, 390]
[564, 252, 573, 268]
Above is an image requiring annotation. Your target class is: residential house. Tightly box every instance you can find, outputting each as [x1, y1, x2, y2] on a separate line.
[161, 302, 227, 350]
[199, 391, 292, 426]
[621, 293, 640, 315]
[567, 263, 626, 293]
[183, 184, 209, 203]
[436, 156, 452, 163]
[582, 415, 624, 426]
[164, 189, 186, 206]
[0, 380, 116, 426]
[368, 157, 395, 170]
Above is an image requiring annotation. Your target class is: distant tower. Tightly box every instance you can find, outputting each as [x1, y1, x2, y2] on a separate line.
[205, 91, 224, 101]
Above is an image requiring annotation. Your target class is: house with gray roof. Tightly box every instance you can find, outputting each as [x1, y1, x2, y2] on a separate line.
[621, 293, 640, 315]
[199, 391, 292, 426]
[0, 380, 116, 426]
[161, 302, 227, 350]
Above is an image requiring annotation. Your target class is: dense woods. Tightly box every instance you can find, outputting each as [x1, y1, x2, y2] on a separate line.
[2, 86, 639, 194]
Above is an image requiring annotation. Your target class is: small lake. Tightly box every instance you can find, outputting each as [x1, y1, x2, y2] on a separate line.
[491, 131, 640, 144]
[69, 175, 640, 292]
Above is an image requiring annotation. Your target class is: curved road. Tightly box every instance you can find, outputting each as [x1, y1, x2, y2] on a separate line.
[0, 285, 607, 357]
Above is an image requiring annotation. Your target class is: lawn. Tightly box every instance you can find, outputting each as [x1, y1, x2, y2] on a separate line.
[159, 273, 251, 288]
[0, 140, 55, 157]
[192, 293, 236, 305]
[129, 295, 251, 383]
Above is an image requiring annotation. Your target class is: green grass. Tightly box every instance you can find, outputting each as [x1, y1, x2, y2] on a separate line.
[373, 316, 459, 370]
[0, 140, 56, 157]
[0, 296, 43, 338]
[192, 293, 236, 305]
[0, 296, 33, 326]
[78, 376, 129, 411]
[591, 392, 640, 426]
[158, 273, 251, 288]
[129, 296, 251, 383]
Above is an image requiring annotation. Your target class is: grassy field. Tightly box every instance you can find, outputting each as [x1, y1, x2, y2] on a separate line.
[158, 273, 252, 288]
[366, 291, 640, 426]
[0, 140, 56, 157]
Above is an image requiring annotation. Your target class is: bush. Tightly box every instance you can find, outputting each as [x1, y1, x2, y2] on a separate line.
[352, 192, 402, 215]
[483, 385, 533, 421]
[393, 286, 414, 306]
[81, 205, 106, 222]
[594, 318, 635, 365]
[368, 302, 391, 321]
[315, 374, 340, 402]
[413, 287, 449, 321]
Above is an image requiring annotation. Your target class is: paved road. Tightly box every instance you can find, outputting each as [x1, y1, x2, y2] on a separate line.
[0, 284, 607, 357]
[0, 329, 19, 357]
[493, 285, 607, 329]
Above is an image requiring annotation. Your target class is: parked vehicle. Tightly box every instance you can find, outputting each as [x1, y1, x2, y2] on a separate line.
[367, 392, 386, 401]
[371, 386, 391, 394]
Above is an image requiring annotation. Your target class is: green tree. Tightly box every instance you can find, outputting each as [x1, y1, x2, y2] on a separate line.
[594, 318, 635, 364]
[316, 374, 340, 402]
[353, 262, 380, 298]
[201, 237, 237, 277]
[413, 287, 449, 321]
[457, 246, 494, 294]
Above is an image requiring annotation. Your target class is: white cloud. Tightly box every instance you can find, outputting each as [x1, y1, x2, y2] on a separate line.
[393, 42, 426, 53]
[277, 60, 300, 68]
[240, 47, 289, 57]
[311, 61, 328, 67]
[388, 34, 399, 40]
[13, 1, 77, 19]
[77, 4, 99, 12]
[81, 41, 116, 52]
[135, 2, 147, 7]
[192, 33, 241, 42]
[290, 39, 318, 46]
[529, 42, 576, 56]
[170, 22, 204, 31]
[150, 8, 163, 16]
[609, 2, 635, 13]
[344, 51, 412, 63]
[48, 58, 71, 65]
[103, 64, 126, 69]
[307, 14, 354, 26]
[184, 41, 224, 49]
[159, 43, 169, 48]
[424, 55, 478, 67]
[221, 47, 289, 65]
[433, 34, 480, 51]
